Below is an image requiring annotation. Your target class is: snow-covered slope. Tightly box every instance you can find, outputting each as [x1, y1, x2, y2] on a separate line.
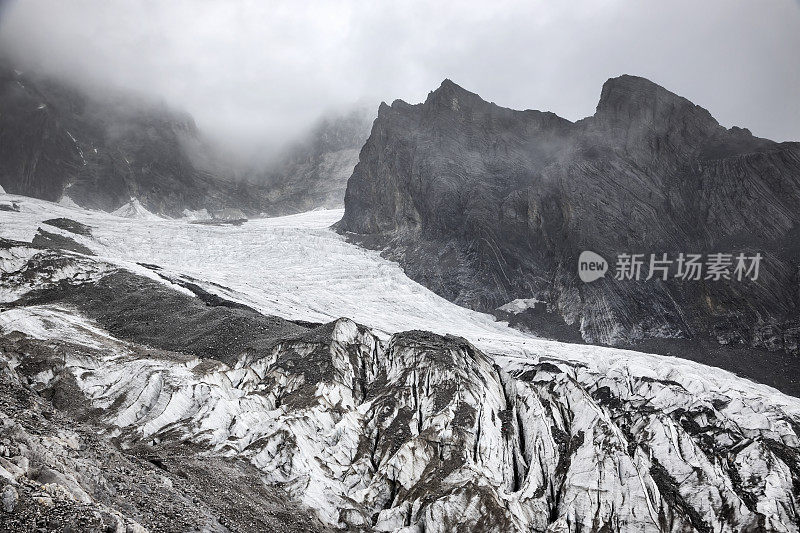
[110, 198, 162, 220]
[1, 193, 797, 413]
[1, 193, 800, 531]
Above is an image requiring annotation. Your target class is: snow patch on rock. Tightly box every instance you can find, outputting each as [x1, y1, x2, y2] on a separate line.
[111, 198, 161, 220]
[497, 298, 543, 315]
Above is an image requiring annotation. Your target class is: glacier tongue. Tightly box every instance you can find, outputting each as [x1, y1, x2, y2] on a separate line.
[1, 199, 800, 531]
[1, 195, 797, 416]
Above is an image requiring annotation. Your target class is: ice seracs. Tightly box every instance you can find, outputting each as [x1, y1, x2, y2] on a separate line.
[2, 292, 798, 531]
[1, 197, 799, 531]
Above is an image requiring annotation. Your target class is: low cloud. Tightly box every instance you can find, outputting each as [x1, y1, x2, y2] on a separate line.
[1, 0, 798, 160]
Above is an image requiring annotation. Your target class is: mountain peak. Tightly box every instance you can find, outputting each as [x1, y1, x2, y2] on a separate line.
[595, 74, 718, 131]
[601, 73, 663, 93]
[424, 79, 487, 111]
[438, 78, 460, 90]
[597, 75, 683, 113]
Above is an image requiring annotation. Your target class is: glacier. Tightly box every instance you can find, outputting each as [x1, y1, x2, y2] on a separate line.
[1, 192, 799, 532]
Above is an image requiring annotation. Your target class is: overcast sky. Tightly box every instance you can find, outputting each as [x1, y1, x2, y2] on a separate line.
[1, 0, 798, 157]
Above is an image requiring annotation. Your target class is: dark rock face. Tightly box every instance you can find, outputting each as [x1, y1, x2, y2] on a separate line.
[0, 63, 277, 217]
[255, 105, 375, 214]
[337, 76, 800, 352]
[0, 62, 371, 218]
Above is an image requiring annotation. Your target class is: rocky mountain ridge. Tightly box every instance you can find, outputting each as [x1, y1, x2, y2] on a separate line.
[252, 104, 375, 214]
[337, 76, 800, 354]
[0, 62, 372, 217]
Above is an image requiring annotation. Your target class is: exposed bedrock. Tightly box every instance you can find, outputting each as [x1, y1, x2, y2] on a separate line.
[0, 62, 372, 217]
[336, 76, 800, 356]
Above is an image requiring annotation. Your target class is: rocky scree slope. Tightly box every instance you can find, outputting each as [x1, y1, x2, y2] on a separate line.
[336, 76, 800, 355]
[1, 234, 800, 531]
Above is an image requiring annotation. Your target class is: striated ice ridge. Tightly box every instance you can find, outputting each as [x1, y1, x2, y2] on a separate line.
[1, 196, 798, 419]
[0, 247, 109, 304]
[1, 197, 800, 530]
[2, 300, 798, 532]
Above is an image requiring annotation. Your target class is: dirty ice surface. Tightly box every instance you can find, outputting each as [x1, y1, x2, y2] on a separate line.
[1, 192, 798, 416]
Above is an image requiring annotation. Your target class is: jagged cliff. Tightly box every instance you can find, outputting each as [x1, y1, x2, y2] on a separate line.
[0, 63, 372, 217]
[0, 63, 271, 217]
[254, 105, 375, 214]
[337, 76, 800, 353]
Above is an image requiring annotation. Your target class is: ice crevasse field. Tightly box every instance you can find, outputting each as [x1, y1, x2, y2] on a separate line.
[1, 192, 799, 419]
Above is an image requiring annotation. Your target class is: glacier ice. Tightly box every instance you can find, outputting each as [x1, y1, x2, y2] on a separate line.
[1, 196, 800, 531]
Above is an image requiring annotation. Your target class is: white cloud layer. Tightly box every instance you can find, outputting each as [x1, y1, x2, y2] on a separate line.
[1, 0, 798, 157]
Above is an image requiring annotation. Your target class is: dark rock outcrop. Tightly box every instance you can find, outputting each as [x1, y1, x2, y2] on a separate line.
[254, 105, 375, 214]
[0, 63, 281, 217]
[0, 62, 373, 217]
[337, 76, 800, 352]
[31, 228, 94, 256]
[42, 218, 93, 236]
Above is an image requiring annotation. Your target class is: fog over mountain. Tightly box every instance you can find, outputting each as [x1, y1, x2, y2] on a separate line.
[1, 0, 798, 162]
[2, 3, 800, 532]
